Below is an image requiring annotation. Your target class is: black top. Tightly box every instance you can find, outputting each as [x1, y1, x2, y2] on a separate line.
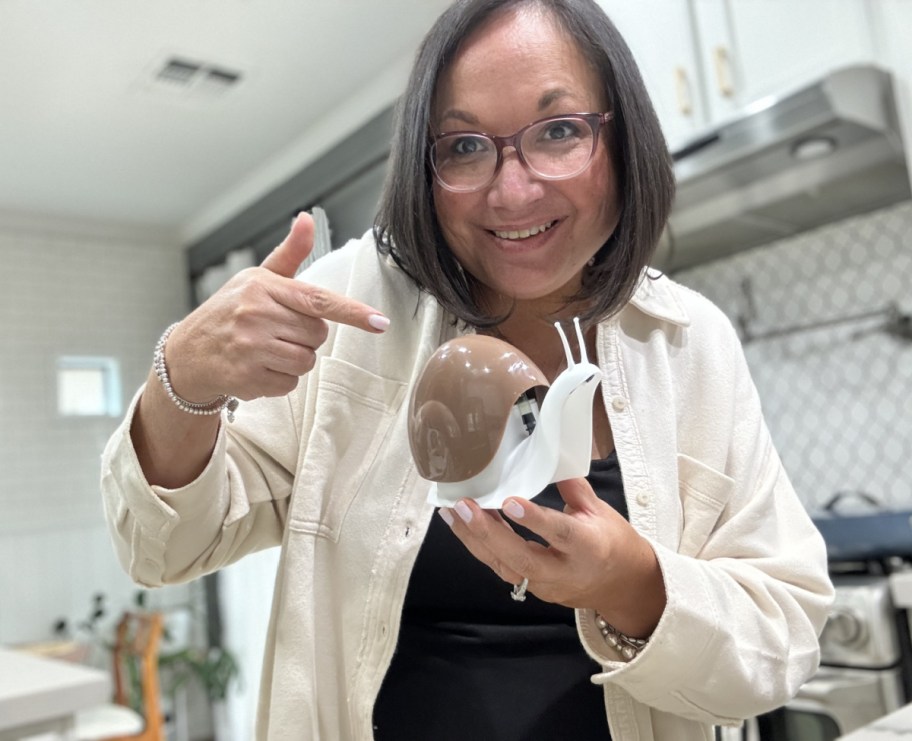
[373, 452, 627, 741]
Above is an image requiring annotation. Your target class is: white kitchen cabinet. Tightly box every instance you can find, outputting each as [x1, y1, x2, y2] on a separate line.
[600, 0, 706, 149]
[868, 0, 912, 191]
[599, 0, 877, 150]
[692, 0, 877, 125]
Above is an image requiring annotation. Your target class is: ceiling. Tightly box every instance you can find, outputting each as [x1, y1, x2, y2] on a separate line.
[0, 0, 452, 243]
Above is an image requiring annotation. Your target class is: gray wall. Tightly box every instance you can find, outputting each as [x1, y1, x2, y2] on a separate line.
[186, 105, 394, 279]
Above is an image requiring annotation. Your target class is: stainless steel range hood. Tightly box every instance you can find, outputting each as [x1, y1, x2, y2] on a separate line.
[657, 65, 911, 272]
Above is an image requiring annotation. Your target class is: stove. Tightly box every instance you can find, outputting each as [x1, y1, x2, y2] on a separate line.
[822, 574, 903, 669]
[746, 505, 912, 741]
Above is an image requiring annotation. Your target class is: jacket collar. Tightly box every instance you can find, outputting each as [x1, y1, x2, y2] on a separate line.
[627, 270, 691, 327]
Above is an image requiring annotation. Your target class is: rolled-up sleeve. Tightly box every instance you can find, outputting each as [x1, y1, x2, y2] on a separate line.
[101, 385, 298, 586]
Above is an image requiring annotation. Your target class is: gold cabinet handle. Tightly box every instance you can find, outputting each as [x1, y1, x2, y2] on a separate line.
[674, 66, 692, 115]
[714, 46, 735, 98]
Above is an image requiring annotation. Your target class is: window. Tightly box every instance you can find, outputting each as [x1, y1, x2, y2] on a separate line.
[57, 356, 122, 417]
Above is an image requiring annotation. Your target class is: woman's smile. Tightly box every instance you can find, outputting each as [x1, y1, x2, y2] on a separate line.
[489, 219, 557, 242]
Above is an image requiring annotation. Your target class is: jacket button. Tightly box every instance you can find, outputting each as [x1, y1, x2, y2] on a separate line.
[636, 491, 650, 506]
[612, 397, 627, 412]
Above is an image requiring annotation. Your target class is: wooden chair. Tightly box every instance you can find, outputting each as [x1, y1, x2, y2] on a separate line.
[73, 612, 165, 741]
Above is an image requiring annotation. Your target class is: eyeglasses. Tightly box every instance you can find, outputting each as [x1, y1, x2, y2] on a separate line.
[430, 112, 613, 193]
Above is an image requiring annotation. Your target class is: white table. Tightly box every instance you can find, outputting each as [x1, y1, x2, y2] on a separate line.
[0, 647, 110, 741]
[839, 702, 912, 739]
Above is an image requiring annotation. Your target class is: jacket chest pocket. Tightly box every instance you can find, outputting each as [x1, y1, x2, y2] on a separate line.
[289, 357, 407, 540]
[677, 453, 735, 558]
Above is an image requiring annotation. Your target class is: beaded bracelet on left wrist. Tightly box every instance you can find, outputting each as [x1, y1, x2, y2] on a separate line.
[153, 322, 239, 423]
[595, 613, 649, 660]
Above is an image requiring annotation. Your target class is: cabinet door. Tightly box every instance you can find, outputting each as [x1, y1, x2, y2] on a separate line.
[868, 0, 912, 189]
[597, 0, 706, 150]
[693, 0, 877, 124]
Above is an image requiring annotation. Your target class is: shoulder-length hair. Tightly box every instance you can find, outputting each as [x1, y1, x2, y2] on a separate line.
[373, 0, 675, 329]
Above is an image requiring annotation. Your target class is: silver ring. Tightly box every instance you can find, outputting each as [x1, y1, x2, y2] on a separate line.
[511, 577, 529, 602]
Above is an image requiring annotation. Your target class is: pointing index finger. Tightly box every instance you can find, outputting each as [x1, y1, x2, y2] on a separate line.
[293, 280, 390, 333]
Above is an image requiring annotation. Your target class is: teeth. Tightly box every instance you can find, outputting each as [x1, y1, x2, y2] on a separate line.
[493, 220, 555, 240]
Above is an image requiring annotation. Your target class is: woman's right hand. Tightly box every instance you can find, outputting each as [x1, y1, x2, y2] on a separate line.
[131, 212, 389, 488]
[163, 212, 389, 404]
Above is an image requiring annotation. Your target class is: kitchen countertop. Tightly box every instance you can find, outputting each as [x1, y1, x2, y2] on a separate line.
[0, 646, 110, 740]
[840, 702, 912, 739]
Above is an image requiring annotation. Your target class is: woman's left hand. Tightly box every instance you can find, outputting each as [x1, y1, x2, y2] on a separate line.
[441, 476, 666, 638]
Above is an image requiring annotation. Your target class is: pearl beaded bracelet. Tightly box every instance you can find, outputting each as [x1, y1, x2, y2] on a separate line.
[153, 323, 239, 423]
[596, 613, 649, 660]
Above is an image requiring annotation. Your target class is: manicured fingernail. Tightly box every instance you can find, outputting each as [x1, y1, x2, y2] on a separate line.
[454, 501, 473, 524]
[439, 508, 455, 527]
[368, 314, 390, 332]
[504, 499, 525, 520]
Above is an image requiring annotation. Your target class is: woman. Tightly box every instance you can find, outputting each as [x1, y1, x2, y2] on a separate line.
[101, 0, 833, 739]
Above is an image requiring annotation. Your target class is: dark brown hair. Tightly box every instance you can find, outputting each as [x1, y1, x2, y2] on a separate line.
[373, 0, 675, 328]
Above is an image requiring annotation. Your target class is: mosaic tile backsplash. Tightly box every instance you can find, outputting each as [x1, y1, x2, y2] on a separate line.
[674, 200, 912, 514]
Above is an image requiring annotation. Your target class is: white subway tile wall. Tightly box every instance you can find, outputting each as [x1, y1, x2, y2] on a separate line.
[674, 199, 912, 514]
[0, 213, 191, 643]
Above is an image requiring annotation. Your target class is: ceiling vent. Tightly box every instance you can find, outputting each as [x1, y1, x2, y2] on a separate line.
[156, 57, 201, 85]
[151, 56, 243, 96]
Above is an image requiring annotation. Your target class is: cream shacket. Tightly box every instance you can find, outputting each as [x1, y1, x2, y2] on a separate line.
[101, 232, 833, 741]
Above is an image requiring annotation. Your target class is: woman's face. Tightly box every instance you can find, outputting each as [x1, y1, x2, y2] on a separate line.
[432, 7, 621, 313]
